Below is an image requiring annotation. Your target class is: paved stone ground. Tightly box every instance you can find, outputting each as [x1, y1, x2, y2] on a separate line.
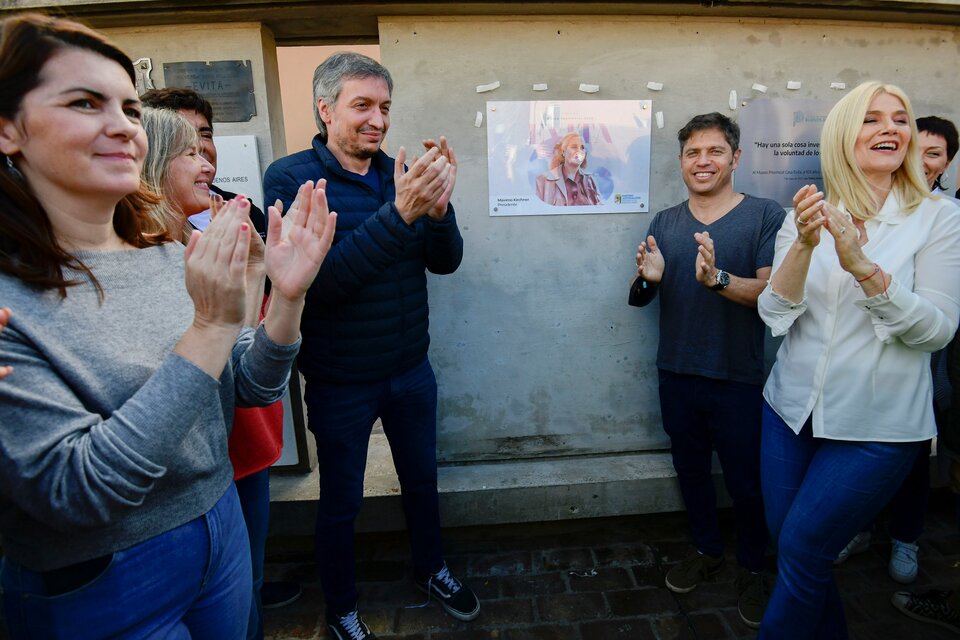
[264, 490, 959, 639]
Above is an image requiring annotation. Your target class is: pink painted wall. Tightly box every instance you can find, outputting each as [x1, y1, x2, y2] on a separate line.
[276, 45, 381, 155]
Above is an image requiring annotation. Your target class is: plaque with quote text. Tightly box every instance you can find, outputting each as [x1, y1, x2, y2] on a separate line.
[737, 98, 835, 209]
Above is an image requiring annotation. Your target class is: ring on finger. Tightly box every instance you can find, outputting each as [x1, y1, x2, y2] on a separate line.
[797, 218, 807, 226]
[839, 226, 847, 234]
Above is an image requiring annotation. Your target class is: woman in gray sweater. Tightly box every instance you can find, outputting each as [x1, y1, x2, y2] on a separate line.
[0, 13, 335, 639]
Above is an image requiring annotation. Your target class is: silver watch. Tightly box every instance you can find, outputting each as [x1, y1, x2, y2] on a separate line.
[710, 269, 730, 291]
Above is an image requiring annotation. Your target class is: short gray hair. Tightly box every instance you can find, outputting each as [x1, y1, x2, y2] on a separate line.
[312, 52, 393, 138]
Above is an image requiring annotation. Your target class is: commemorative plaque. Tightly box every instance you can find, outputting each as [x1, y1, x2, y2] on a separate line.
[737, 98, 834, 209]
[162, 60, 257, 122]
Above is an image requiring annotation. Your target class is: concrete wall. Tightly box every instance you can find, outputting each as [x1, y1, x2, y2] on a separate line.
[105, 22, 284, 191]
[53, 7, 956, 524]
[377, 15, 960, 463]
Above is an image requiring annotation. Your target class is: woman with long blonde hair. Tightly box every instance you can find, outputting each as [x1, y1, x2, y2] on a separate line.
[535, 132, 601, 206]
[140, 106, 215, 243]
[757, 81, 960, 637]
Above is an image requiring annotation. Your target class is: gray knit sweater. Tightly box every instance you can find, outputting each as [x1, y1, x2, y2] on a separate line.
[0, 243, 299, 570]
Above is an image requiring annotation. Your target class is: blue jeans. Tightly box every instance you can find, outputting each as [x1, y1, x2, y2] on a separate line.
[1, 484, 251, 639]
[658, 370, 768, 571]
[304, 358, 443, 614]
[237, 468, 270, 640]
[886, 438, 932, 543]
[759, 402, 921, 639]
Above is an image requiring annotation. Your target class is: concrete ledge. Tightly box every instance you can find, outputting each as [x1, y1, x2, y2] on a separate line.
[267, 430, 702, 537]
[268, 430, 947, 539]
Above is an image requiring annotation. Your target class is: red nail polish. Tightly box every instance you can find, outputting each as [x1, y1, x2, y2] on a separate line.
[241, 223, 249, 231]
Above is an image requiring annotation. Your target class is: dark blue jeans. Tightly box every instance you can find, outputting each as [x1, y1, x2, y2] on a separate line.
[658, 370, 768, 572]
[886, 438, 932, 543]
[1, 485, 251, 639]
[759, 402, 921, 639]
[304, 358, 443, 614]
[237, 467, 270, 640]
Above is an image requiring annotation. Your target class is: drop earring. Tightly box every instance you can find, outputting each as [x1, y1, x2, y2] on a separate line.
[4, 155, 23, 181]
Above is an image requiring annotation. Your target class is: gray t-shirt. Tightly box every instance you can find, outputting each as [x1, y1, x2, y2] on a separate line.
[647, 194, 785, 385]
[0, 243, 298, 570]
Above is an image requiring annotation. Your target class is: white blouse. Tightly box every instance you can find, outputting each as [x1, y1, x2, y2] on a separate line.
[759, 193, 960, 441]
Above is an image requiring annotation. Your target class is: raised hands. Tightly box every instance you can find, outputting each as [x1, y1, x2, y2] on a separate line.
[422, 136, 457, 219]
[792, 184, 872, 274]
[636, 235, 665, 284]
[792, 184, 827, 247]
[211, 192, 266, 281]
[0, 307, 11, 380]
[264, 179, 337, 303]
[183, 196, 252, 332]
[394, 136, 457, 224]
[773, 184, 884, 301]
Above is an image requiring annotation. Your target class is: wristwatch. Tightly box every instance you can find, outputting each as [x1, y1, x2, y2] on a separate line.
[710, 269, 730, 291]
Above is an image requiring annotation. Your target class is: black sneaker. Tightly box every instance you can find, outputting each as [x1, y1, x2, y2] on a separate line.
[261, 581, 302, 609]
[326, 609, 377, 640]
[735, 570, 767, 629]
[415, 563, 481, 621]
[891, 589, 960, 634]
[665, 551, 724, 593]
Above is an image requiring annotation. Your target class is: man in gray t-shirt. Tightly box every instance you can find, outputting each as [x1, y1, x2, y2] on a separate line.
[629, 113, 785, 630]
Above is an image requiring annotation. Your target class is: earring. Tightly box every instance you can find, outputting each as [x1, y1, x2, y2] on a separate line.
[4, 155, 23, 181]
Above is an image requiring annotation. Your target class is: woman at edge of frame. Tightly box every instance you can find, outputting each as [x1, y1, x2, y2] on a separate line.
[0, 13, 335, 639]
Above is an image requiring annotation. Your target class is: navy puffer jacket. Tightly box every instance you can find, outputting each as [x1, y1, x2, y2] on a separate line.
[263, 135, 463, 383]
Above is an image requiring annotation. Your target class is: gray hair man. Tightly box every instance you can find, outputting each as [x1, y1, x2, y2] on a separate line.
[263, 52, 478, 640]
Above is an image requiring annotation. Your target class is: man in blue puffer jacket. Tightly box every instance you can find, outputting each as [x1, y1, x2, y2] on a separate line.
[263, 52, 477, 640]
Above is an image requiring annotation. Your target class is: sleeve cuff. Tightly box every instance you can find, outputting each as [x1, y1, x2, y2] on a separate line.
[385, 203, 421, 236]
[853, 277, 909, 343]
[248, 323, 301, 368]
[425, 205, 456, 229]
[235, 324, 300, 402]
[759, 287, 806, 336]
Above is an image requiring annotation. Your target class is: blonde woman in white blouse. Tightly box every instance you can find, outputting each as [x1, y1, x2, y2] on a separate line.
[756, 81, 960, 638]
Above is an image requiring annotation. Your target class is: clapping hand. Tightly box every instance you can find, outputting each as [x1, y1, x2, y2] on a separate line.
[422, 136, 457, 219]
[184, 197, 252, 331]
[792, 184, 827, 247]
[694, 231, 720, 287]
[210, 192, 264, 275]
[393, 146, 452, 225]
[819, 198, 871, 275]
[264, 179, 337, 303]
[636, 235, 665, 284]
